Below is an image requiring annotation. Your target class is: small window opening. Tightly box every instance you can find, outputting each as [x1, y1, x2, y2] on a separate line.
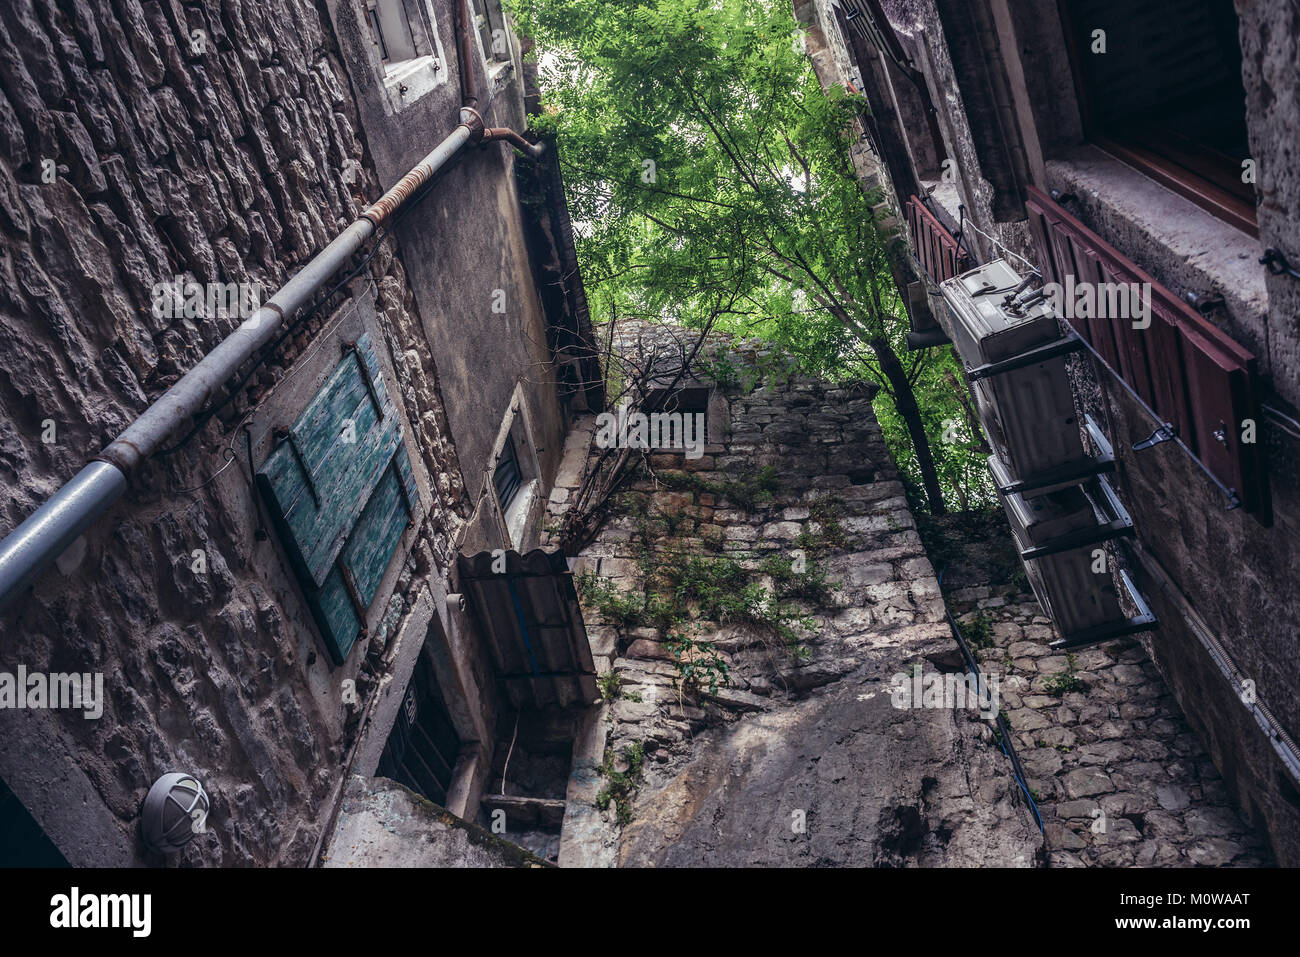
[494, 434, 523, 511]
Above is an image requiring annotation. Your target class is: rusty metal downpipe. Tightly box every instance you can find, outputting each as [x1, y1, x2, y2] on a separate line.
[455, 0, 481, 110]
[483, 126, 546, 159]
[0, 114, 485, 612]
[453, 0, 544, 159]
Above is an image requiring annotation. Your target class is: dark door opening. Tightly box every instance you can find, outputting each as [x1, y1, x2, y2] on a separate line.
[376, 650, 462, 808]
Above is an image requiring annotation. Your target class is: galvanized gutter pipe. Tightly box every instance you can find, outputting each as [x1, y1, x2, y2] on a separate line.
[0, 110, 493, 612]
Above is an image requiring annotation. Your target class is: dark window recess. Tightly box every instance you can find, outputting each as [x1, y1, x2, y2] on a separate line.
[377, 652, 461, 807]
[256, 333, 420, 665]
[1058, 0, 1256, 235]
[1025, 186, 1268, 517]
[368, 8, 390, 62]
[645, 386, 709, 441]
[906, 195, 973, 284]
[1, 775, 68, 867]
[494, 434, 523, 510]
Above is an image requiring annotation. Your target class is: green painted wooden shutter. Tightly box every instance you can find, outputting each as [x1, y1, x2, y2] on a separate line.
[256, 333, 420, 664]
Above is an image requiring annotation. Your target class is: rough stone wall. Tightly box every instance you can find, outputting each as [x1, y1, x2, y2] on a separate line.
[0, 0, 544, 866]
[831, 0, 1300, 864]
[548, 324, 1043, 867]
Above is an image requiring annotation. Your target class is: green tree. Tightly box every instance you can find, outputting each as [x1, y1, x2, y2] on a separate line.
[515, 0, 987, 513]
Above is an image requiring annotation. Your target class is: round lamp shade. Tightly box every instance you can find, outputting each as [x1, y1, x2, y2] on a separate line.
[141, 772, 209, 856]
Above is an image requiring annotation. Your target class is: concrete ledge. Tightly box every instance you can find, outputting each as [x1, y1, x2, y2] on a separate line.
[1046, 147, 1270, 379]
[322, 775, 549, 868]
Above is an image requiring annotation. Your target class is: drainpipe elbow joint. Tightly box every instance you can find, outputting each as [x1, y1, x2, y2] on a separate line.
[459, 106, 486, 145]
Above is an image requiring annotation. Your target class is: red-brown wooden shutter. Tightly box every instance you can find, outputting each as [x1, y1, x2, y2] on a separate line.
[1024, 186, 1267, 515]
[906, 195, 972, 284]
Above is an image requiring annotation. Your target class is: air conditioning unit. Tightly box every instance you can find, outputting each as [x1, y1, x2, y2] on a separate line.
[999, 472, 1143, 642]
[942, 259, 1088, 484]
[941, 259, 1156, 650]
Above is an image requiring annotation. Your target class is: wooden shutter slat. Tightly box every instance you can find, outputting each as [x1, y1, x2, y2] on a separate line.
[1144, 297, 1193, 443]
[315, 567, 364, 663]
[341, 465, 413, 607]
[256, 332, 421, 664]
[1023, 186, 1267, 513]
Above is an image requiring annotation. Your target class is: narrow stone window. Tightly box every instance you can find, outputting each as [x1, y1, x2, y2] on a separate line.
[493, 433, 523, 511]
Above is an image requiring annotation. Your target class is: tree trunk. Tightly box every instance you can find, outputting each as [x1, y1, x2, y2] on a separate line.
[869, 335, 947, 515]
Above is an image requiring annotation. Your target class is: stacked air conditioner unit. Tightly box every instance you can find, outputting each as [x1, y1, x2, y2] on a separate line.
[941, 260, 1155, 649]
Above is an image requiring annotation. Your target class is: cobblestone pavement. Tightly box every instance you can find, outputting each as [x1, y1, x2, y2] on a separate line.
[947, 584, 1273, 867]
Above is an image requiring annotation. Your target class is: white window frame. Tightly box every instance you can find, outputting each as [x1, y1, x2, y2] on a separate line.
[489, 386, 543, 551]
[360, 0, 450, 110]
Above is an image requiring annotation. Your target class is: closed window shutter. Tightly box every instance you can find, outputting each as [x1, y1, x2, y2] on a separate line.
[1024, 186, 1268, 516]
[906, 195, 972, 284]
[257, 333, 420, 664]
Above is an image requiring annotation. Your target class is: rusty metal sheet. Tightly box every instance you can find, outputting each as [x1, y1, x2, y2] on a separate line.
[457, 549, 600, 710]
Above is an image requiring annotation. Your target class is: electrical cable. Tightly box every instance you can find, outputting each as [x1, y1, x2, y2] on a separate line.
[957, 206, 1037, 274]
[937, 566, 1046, 837]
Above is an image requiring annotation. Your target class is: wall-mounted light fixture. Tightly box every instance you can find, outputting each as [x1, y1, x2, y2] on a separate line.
[140, 772, 210, 856]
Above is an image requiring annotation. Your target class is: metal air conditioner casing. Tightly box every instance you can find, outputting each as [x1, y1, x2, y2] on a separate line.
[942, 259, 1086, 480]
[997, 465, 1129, 639]
[941, 259, 1059, 365]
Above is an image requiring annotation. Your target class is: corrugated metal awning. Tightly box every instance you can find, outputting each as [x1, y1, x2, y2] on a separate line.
[457, 548, 599, 709]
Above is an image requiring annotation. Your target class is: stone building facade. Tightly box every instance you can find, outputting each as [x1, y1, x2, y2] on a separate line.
[0, 0, 597, 866]
[548, 322, 1044, 867]
[795, 0, 1300, 863]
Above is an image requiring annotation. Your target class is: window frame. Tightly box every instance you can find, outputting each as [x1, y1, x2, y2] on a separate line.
[1055, 0, 1258, 237]
[356, 0, 449, 110]
[488, 387, 544, 550]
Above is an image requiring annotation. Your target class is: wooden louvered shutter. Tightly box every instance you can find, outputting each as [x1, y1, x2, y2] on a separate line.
[257, 333, 420, 664]
[906, 195, 972, 284]
[1024, 186, 1267, 516]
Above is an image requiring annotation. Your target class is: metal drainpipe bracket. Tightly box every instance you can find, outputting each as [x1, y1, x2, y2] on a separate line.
[1261, 248, 1300, 280]
[459, 106, 487, 145]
